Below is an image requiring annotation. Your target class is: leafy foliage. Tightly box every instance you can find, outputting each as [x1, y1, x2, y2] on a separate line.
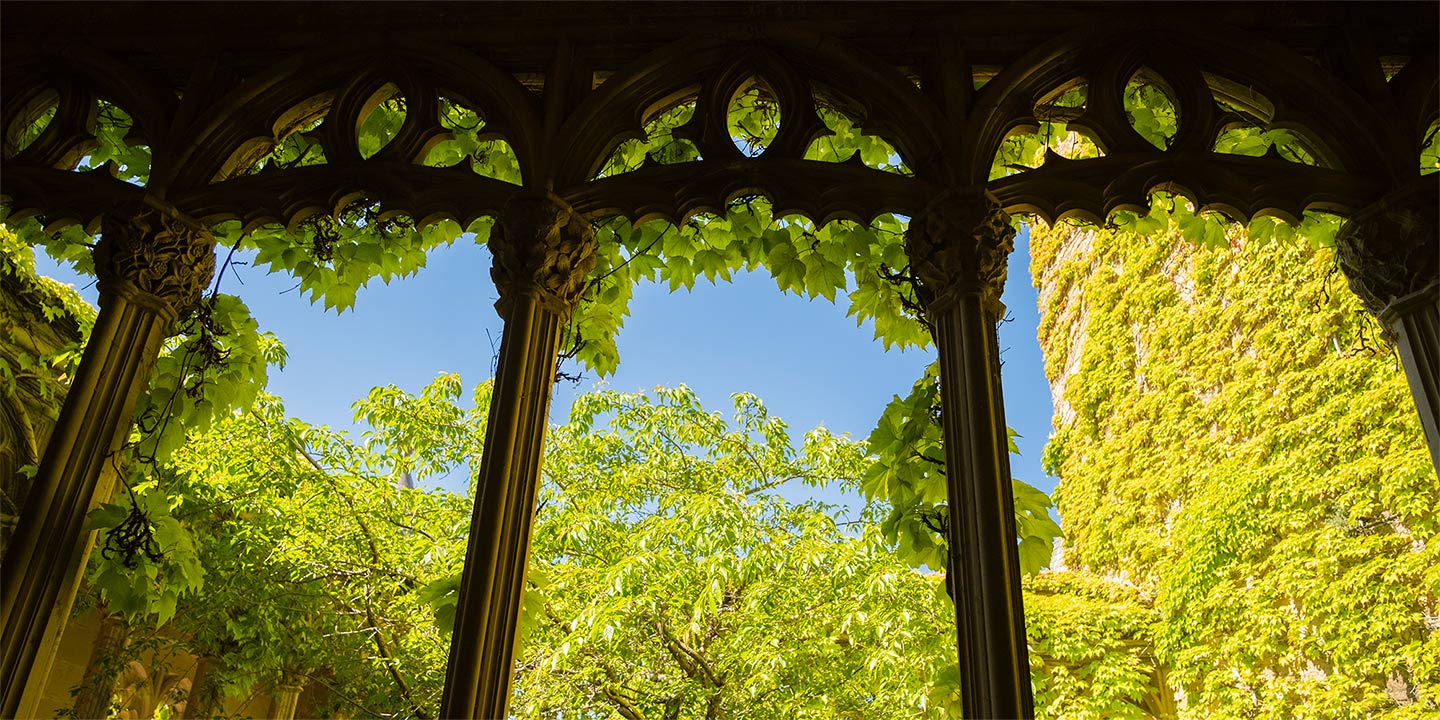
[1124, 77, 1180, 152]
[1032, 221, 1437, 718]
[1025, 572, 1173, 720]
[862, 363, 1062, 574]
[514, 385, 960, 718]
[85, 293, 283, 626]
[1422, 121, 1440, 176]
[0, 224, 95, 394]
[78, 101, 152, 185]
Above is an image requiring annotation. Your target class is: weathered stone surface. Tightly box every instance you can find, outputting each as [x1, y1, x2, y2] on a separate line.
[905, 187, 1015, 317]
[1336, 181, 1439, 323]
[488, 193, 596, 319]
[95, 205, 215, 324]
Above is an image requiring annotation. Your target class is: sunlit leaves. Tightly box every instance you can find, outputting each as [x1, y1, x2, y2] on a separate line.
[257, 115, 326, 171]
[358, 93, 406, 160]
[130, 294, 281, 466]
[1213, 125, 1316, 165]
[862, 362, 1062, 574]
[517, 385, 958, 718]
[570, 200, 926, 379]
[1102, 191, 1343, 251]
[8, 101, 56, 156]
[596, 101, 701, 178]
[1422, 121, 1440, 176]
[81, 292, 283, 629]
[86, 487, 204, 626]
[1031, 220, 1435, 717]
[76, 101, 151, 185]
[1124, 76, 1179, 151]
[1026, 573, 1167, 720]
[804, 106, 911, 175]
[237, 211, 471, 314]
[727, 85, 780, 157]
[151, 383, 478, 712]
[422, 96, 523, 184]
[990, 88, 1100, 180]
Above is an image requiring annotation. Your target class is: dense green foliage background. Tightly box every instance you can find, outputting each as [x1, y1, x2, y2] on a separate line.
[1033, 222, 1437, 718]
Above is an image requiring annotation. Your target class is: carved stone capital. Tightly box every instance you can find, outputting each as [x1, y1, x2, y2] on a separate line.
[1336, 180, 1439, 324]
[95, 204, 216, 324]
[489, 193, 597, 319]
[905, 187, 1015, 316]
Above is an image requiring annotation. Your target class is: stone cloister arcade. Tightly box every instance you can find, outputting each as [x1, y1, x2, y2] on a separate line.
[1, 3, 1436, 718]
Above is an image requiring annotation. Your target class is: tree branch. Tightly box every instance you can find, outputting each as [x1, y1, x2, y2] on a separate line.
[361, 585, 430, 719]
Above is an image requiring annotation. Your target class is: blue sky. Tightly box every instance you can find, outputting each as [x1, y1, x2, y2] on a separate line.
[33, 225, 1059, 511]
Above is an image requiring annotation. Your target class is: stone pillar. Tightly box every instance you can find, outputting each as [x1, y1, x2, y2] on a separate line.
[439, 192, 596, 719]
[0, 204, 214, 717]
[182, 654, 223, 720]
[70, 607, 130, 719]
[267, 673, 304, 720]
[1336, 178, 1440, 474]
[906, 187, 1034, 719]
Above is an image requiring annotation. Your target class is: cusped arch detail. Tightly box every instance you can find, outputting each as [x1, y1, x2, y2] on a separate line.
[550, 30, 943, 192]
[968, 20, 1428, 222]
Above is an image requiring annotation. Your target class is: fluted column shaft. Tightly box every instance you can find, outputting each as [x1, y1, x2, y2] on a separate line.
[1, 205, 214, 717]
[907, 187, 1033, 720]
[268, 674, 304, 720]
[1337, 177, 1440, 474]
[440, 192, 596, 719]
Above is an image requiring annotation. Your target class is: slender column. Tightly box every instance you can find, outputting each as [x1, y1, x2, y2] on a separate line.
[906, 187, 1033, 719]
[71, 607, 130, 719]
[182, 654, 223, 720]
[267, 673, 304, 720]
[0, 204, 214, 717]
[440, 192, 596, 719]
[1337, 178, 1440, 474]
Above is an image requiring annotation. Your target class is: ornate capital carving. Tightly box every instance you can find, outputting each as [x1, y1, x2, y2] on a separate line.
[95, 204, 215, 324]
[1336, 181, 1439, 323]
[489, 193, 597, 319]
[905, 187, 1015, 316]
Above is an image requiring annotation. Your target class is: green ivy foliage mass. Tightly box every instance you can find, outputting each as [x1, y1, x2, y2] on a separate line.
[1031, 221, 1437, 718]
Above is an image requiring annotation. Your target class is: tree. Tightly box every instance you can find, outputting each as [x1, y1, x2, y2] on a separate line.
[510, 385, 958, 719]
[71, 362, 1161, 719]
[98, 373, 967, 718]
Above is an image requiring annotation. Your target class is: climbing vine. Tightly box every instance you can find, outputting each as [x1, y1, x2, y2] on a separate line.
[1031, 219, 1436, 718]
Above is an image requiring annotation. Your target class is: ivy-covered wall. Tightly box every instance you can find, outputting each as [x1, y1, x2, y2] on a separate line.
[1031, 222, 1437, 718]
[0, 225, 93, 555]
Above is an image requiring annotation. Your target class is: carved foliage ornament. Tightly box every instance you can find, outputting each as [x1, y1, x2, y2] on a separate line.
[1335, 180, 1440, 323]
[95, 204, 216, 324]
[905, 187, 1015, 317]
[489, 193, 597, 319]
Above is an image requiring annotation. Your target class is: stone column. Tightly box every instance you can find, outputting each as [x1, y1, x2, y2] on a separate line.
[267, 673, 304, 720]
[1337, 178, 1440, 474]
[70, 607, 130, 719]
[439, 192, 596, 719]
[182, 654, 223, 720]
[0, 204, 214, 717]
[906, 187, 1034, 719]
